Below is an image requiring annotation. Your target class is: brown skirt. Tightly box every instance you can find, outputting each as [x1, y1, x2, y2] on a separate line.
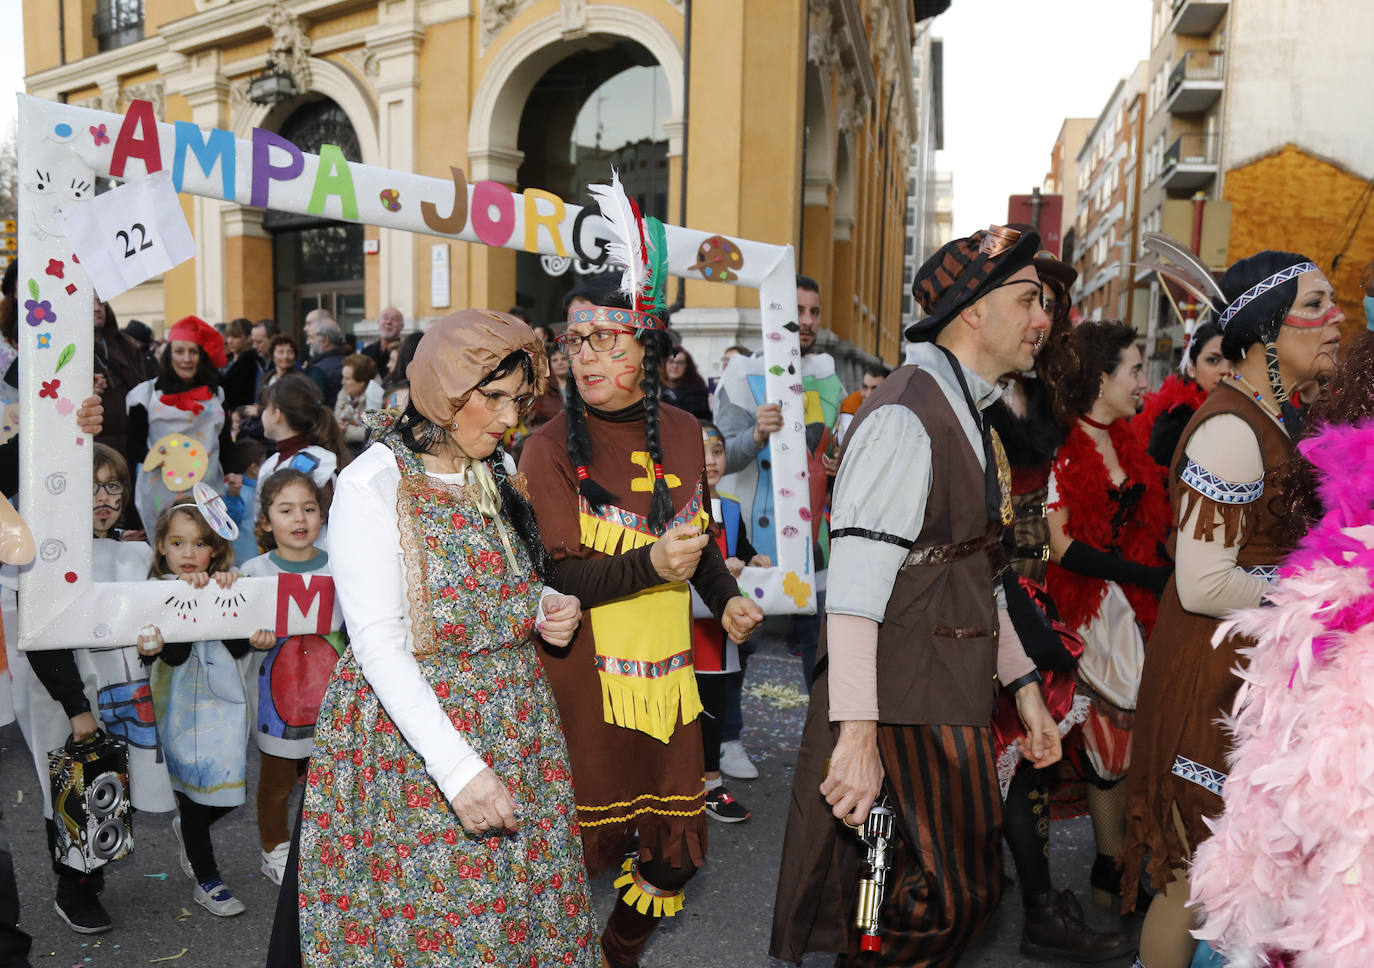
[538, 631, 707, 876]
[1119, 576, 1251, 911]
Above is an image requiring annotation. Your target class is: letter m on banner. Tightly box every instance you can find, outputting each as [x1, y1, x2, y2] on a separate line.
[275, 574, 339, 636]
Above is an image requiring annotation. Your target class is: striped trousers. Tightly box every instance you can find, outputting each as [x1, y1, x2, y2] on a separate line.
[840, 724, 1004, 967]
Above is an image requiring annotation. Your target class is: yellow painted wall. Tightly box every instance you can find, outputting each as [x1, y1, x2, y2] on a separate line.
[222, 36, 274, 65]
[23, 0, 61, 76]
[225, 235, 275, 321]
[1225, 144, 1374, 344]
[416, 16, 473, 316]
[142, 0, 197, 34]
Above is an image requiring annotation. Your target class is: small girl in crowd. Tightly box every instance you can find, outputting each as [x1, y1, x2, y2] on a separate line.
[27, 445, 176, 935]
[237, 469, 342, 885]
[224, 438, 268, 566]
[254, 373, 350, 521]
[694, 420, 770, 822]
[141, 502, 267, 917]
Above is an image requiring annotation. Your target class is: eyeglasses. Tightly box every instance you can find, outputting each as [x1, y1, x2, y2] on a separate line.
[473, 386, 536, 415]
[555, 329, 636, 355]
[93, 480, 126, 497]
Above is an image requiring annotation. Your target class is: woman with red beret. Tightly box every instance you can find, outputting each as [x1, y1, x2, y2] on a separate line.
[125, 315, 238, 531]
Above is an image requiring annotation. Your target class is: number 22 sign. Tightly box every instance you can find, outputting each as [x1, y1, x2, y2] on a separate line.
[61, 169, 195, 302]
[115, 223, 155, 258]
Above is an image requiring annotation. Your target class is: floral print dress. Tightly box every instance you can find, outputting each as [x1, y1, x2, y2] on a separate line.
[298, 428, 599, 967]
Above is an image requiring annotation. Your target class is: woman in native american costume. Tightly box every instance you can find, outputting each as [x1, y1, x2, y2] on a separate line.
[518, 174, 763, 968]
[1119, 251, 1344, 968]
[1189, 331, 1374, 968]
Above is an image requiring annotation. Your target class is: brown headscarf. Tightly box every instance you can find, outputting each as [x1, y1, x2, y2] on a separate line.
[406, 309, 548, 428]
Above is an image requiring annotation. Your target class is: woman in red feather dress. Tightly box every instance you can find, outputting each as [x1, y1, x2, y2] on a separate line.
[1040, 320, 1173, 908]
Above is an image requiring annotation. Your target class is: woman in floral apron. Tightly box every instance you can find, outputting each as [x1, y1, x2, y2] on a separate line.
[298, 310, 599, 967]
[125, 315, 234, 532]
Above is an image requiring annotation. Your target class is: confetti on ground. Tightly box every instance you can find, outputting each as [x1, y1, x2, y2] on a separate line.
[149, 949, 188, 963]
[175, 907, 193, 922]
[142, 872, 168, 880]
[744, 680, 809, 709]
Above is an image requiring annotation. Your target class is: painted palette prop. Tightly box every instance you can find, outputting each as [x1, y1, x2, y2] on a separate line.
[16, 93, 813, 652]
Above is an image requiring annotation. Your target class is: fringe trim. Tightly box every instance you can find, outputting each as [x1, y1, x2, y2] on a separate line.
[598, 667, 703, 744]
[579, 507, 710, 556]
[613, 857, 685, 918]
[1181, 487, 1254, 549]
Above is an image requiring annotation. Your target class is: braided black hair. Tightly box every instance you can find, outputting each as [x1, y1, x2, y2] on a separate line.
[395, 349, 555, 583]
[563, 370, 621, 509]
[638, 328, 675, 533]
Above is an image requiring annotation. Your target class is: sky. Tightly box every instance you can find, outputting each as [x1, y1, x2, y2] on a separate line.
[0, 0, 1154, 231]
[929, 0, 1153, 230]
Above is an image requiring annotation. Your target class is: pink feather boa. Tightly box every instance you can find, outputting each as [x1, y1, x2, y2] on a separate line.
[1191, 421, 1374, 967]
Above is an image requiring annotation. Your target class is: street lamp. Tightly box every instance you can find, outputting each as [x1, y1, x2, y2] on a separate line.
[249, 58, 297, 105]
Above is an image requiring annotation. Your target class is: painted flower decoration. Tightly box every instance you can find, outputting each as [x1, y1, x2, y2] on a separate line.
[36, 333, 51, 348]
[24, 299, 55, 326]
[55, 397, 74, 416]
[90, 124, 109, 146]
[45, 259, 65, 279]
[39, 379, 61, 399]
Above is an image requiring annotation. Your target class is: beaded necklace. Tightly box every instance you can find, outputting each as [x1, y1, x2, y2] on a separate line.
[1228, 372, 1284, 424]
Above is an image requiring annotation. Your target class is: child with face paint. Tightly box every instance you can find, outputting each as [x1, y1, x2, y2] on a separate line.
[692, 421, 772, 823]
[26, 445, 175, 935]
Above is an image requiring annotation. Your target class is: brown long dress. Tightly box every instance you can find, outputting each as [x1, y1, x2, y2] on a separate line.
[518, 401, 738, 876]
[1119, 383, 1291, 910]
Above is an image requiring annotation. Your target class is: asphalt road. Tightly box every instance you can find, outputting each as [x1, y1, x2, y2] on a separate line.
[4, 636, 1140, 967]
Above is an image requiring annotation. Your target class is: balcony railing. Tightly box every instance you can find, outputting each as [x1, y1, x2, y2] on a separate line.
[1162, 133, 1220, 191]
[1170, 0, 1228, 36]
[93, 0, 144, 53]
[1167, 50, 1225, 113]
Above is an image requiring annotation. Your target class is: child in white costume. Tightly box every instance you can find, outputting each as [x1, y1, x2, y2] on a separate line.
[238, 467, 343, 885]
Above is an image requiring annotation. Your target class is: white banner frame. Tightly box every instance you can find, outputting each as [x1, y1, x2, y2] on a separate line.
[16, 93, 813, 651]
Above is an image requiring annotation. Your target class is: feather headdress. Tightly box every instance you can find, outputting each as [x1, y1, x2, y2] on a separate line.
[1125, 232, 1226, 374]
[583, 169, 668, 331]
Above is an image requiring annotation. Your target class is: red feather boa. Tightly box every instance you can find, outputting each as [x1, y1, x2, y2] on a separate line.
[1046, 420, 1171, 636]
[1131, 374, 1207, 453]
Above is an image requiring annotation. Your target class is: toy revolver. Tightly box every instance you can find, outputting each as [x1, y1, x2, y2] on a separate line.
[852, 795, 896, 953]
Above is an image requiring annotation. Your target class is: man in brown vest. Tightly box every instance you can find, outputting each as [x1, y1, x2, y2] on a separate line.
[771, 225, 1063, 966]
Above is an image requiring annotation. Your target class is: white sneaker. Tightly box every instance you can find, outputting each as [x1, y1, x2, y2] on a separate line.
[719, 739, 759, 780]
[260, 842, 290, 885]
[170, 816, 194, 880]
[193, 878, 246, 917]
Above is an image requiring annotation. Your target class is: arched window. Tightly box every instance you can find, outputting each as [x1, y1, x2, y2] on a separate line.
[266, 99, 365, 335]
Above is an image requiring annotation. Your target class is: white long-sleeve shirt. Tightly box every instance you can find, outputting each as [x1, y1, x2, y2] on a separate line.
[327, 444, 554, 802]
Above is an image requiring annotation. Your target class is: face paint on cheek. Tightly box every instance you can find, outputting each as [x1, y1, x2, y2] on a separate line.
[612, 365, 639, 391]
[609, 351, 627, 360]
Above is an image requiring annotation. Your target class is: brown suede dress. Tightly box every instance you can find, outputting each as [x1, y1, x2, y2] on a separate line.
[1119, 383, 1291, 910]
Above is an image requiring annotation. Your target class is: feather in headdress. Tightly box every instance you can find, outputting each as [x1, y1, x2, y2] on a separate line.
[587, 169, 650, 308]
[645, 217, 670, 314]
[1141, 233, 1226, 304]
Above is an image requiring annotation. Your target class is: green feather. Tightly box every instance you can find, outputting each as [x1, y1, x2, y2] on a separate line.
[27, 279, 38, 301]
[769, 365, 784, 375]
[55, 343, 76, 372]
[646, 217, 670, 313]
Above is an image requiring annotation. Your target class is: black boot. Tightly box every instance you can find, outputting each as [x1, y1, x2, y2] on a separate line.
[53, 874, 111, 935]
[1021, 889, 1133, 963]
[1090, 852, 1124, 910]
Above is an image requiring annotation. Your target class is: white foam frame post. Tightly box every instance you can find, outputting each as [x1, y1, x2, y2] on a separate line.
[17, 93, 814, 652]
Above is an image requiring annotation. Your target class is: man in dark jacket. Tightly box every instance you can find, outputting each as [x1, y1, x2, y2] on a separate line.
[305, 320, 349, 407]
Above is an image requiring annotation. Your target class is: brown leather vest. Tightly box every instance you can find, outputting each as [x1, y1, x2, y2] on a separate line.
[826, 365, 1002, 726]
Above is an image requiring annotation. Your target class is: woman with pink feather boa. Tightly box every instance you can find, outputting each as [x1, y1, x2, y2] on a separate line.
[1190, 332, 1374, 968]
